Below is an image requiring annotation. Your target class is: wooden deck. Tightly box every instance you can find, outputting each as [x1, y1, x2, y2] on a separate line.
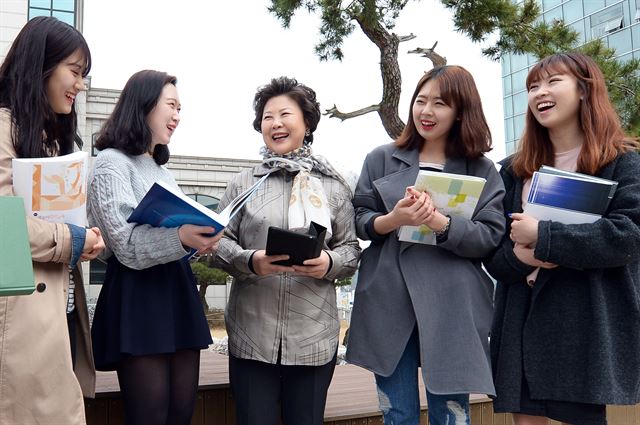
[85, 351, 640, 425]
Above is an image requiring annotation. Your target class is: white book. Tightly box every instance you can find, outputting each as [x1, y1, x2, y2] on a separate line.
[523, 203, 601, 224]
[398, 170, 486, 245]
[12, 151, 89, 226]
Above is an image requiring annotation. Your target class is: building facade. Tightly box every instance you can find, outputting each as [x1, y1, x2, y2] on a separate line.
[502, 0, 640, 154]
[1, 0, 260, 309]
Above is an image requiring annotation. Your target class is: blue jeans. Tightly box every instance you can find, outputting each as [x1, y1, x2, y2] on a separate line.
[374, 329, 470, 425]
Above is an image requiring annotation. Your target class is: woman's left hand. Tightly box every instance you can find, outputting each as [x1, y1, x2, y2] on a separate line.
[509, 213, 539, 246]
[292, 250, 331, 279]
[513, 243, 558, 269]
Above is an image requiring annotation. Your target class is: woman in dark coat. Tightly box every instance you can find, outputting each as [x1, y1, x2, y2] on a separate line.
[485, 52, 640, 425]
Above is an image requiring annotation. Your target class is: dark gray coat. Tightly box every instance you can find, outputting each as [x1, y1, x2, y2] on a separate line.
[345, 143, 506, 395]
[486, 151, 640, 407]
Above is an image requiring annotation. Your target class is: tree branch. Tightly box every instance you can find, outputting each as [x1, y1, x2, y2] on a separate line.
[408, 41, 447, 67]
[324, 104, 380, 121]
[396, 33, 416, 43]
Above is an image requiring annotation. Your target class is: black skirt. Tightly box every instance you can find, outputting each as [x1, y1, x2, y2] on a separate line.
[92, 256, 212, 371]
[492, 286, 607, 425]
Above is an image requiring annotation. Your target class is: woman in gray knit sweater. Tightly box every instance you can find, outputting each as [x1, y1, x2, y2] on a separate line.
[87, 70, 221, 425]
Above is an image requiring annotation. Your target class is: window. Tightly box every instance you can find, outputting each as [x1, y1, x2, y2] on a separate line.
[591, 4, 624, 39]
[89, 258, 106, 285]
[29, 0, 75, 27]
[186, 194, 220, 212]
[542, 0, 562, 11]
[569, 19, 587, 45]
[607, 27, 632, 55]
[562, 0, 584, 24]
[91, 133, 99, 157]
[503, 75, 512, 97]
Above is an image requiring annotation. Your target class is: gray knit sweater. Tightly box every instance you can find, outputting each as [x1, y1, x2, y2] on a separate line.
[87, 148, 188, 270]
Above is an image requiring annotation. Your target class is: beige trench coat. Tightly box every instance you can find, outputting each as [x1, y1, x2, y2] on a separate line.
[0, 109, 95, 425]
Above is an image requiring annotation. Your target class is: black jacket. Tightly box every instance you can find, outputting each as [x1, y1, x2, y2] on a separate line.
[485, 150, 640, 407]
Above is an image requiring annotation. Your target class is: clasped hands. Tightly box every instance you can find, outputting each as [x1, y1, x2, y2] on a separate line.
[80, 227, 105, 261]
[389, 186, 447, 231]
[251, 249, 331, 279]
[509, 213, 557, 269]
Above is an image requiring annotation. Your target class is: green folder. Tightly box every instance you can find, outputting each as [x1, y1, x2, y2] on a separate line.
[0, 196, 34, 296]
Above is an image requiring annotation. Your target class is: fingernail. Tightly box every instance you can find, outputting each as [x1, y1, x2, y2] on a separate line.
[411, 195, 415, 200]
[507, 213, 513, 218]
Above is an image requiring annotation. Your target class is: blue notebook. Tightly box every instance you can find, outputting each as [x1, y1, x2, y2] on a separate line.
[128, 174, 269, 234]
[524, 167, 617, 224]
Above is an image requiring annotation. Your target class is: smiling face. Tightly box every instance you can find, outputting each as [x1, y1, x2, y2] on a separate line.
[147, 83, 181, 151]
[45, 49, 86, 115]
[261, 95, 307, 155]
[527, 68, 582, 132]
[412, 79, 458, 146]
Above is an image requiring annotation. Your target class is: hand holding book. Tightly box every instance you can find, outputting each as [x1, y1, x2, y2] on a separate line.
[397, 171, 486, 244]
[178, 224, 224, 256]
[251, 251, 295, 276]
[509, 213, 540, 246]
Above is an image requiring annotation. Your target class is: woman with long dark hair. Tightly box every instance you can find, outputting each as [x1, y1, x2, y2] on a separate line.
[0, 17, 104, 424]
[88, 70, 220, 425]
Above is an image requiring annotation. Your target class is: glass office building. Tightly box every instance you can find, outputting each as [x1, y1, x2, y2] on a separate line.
[502, 0, 640, 154]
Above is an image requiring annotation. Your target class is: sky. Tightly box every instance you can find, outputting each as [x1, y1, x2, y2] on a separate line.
[82, 0, 506, 177]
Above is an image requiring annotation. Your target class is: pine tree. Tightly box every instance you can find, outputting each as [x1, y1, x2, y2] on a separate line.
[268, 0, 640, 138]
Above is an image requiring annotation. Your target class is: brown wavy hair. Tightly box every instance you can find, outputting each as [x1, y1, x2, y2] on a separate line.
[511, 52, 637, 178]
[395, 65, 492, 158]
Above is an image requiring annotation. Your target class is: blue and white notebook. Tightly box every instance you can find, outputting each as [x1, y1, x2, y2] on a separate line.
[524, 167, 617, 224]
[128, 174, 269, 235]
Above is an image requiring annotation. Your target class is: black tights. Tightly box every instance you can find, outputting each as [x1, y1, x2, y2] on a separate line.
[116, 349, 201, 425]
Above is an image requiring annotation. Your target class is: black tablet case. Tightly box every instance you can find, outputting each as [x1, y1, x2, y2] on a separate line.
[265, 221, 327, 266]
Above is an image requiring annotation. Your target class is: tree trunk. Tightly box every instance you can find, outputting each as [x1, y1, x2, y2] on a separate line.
[199, 282, 210, 312]
[355, 15, 406, 139]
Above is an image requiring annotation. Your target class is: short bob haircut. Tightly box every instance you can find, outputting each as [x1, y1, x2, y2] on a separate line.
[252, 76, 321, 146]
[511, 52, 637, 178]
[96, 70, 176, 165]
[0, 16, 91, 158]
[395, 65, 492, 159]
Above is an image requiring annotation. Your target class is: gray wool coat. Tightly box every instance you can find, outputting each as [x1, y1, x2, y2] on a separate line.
[486, 151, 640, 407]
[345, 143, 506, 396]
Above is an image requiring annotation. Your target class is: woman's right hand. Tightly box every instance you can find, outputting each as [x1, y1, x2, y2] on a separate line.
[390, 189, 435, 227]
[81, 227, 105, 261]
[251, 250, 295, 276]
[178, 224, 222, 254]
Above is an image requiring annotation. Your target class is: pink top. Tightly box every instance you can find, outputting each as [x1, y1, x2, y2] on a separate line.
[521, 145, 582, 286]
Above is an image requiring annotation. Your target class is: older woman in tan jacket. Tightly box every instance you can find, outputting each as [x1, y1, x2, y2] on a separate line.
[0, 18, 104, 424]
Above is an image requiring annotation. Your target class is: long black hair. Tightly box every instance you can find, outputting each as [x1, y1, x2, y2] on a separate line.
[95, 70, 177, 165]
[0, 16, 91, 158]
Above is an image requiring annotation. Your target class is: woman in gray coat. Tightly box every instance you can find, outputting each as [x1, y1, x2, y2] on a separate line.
[346, 66, 505, 425]
[213, 77, 360, 425]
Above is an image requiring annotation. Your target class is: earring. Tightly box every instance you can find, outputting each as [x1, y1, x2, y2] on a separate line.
[305, 129, 310, 136]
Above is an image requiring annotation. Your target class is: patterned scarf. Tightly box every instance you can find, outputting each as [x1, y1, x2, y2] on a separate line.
[261, 145, 347, 238]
